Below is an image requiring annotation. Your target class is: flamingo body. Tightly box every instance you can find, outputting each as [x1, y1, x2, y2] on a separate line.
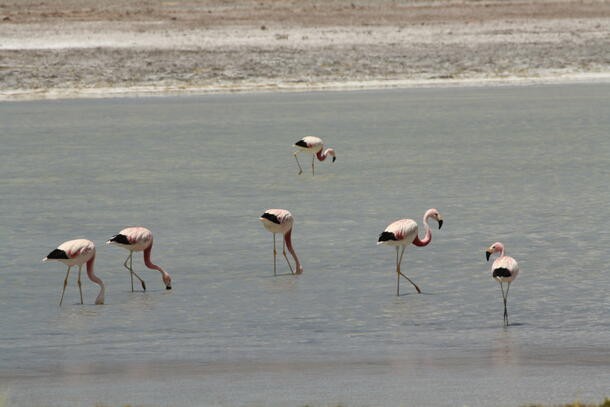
[260, 209, 303, 275]
[43, 239, 104, 305]
[107, 227, 153, 252]
[377, 219, 419, 247]
[107, 227, 172, 290]
[44, 238, 95, 266]
[491, 256, 519, 283]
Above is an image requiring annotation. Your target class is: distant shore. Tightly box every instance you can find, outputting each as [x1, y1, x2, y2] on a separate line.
[1, 0, 609, 101]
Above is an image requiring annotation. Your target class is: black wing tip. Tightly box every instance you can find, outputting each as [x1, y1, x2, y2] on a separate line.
[109, 234, 130, 244]
[295, 140, 308, 148]
[378, 231, 397, 242]
[46, 248, 69, 259]
[261, 212, 281, 224]
[492, 268, 512, 278]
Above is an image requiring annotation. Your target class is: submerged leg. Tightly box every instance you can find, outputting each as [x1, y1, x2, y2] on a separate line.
[282, 238, 295, 274]
[311, 154, 315, 176]
[397, 246, 421, 294]
[273, 233, 277, 276]
[294, 152, 303, 175]
[77, 265, 83, 304]
[59, 266, 71, 306]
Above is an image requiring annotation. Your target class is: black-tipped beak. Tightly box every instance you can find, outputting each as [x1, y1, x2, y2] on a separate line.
[485, 251, 491, 261]
[166, 286, 172, 290]
[438, 219, 443, 229]
[332, 156, 336, 162]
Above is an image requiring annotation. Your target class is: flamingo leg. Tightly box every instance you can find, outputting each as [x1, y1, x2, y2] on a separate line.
[311, 154, 315, 176]
[282, 238, 295, 274]
[505, 283, 511, 326]
[77, 265, 83, 304]
[59, 266, 71, 306]
[123, 252, 146, 292]
[397, 246, 421, 294]
[294, 152, 303, 175]
[395, 246, 400, 296]
[273, 233, 277, 276]
[499, 282, 508, 326]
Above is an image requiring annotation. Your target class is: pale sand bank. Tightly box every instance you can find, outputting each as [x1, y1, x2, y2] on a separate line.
[0, 0, 609, 101]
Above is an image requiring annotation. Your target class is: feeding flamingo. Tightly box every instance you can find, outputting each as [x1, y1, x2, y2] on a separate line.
[293, 136, 336, 176]
[377, 208, 443, 295]
[106, 227, 172, 291]
[43, 239, 105, 305]
[486, 242, 519, 326]
[259, 209, 303, 276]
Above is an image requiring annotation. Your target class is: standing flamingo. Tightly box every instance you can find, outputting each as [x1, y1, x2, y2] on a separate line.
[377, 209, 443, 295]
[259, 209, 303, 276]
[486, 242, 519, 326]
[293, 136, 336, 176]
[106, 227, 172, 291]
[43, 239, 105, 305]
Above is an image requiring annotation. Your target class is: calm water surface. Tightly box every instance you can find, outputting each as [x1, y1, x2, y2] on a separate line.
[1, 84, 610, 407]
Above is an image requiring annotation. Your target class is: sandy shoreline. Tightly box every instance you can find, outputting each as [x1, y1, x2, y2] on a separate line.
[1, 0, 609, 101]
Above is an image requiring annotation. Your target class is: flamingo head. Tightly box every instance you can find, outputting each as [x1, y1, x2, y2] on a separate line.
[163, 273, 172, 290]
[486, 242, 505, 261]
[327, 148, 337, 162]
[426, 208, 443, 229]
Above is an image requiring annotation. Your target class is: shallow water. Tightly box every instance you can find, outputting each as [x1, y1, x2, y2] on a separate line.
[1, 84, 610, 407]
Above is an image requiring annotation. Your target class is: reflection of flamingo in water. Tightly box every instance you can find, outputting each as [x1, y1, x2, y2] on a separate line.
[377, 209, 443, 296]
[486, 242, 519, 326]
[293, 136, 336, 176]
[43, 239, 105, 306]
[259, 209, 303, 276]
[107, 227, 172, 291]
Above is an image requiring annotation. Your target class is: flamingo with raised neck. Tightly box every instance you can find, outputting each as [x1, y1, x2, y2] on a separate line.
[377, 209, 444, 295]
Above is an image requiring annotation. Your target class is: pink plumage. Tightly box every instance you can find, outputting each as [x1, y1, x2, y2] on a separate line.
[377, 209, 444, 295]
[107, 227, 172, 291]
[260, 209, 303, 276]
[293, 136, 336, 176]
[43, 238, 105, 305]
[486, 242, 519, 326]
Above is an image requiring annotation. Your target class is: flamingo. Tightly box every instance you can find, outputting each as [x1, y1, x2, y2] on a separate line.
[259, 209, 303, 276]
[486, 242, 519, 326]
[43, 239, 105, 305]
[293, 136, 336, 176]
[377, 209, 443, 295]
[106, 227, 172, 291]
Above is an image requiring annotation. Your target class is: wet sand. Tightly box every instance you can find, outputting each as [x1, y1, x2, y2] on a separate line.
[1, 0, 609, 100]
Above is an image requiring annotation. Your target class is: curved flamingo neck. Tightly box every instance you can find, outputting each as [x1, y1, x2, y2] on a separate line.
[144, 243, 170, 279]
[284, 228, 303, 274]
[316, 148, 335, 162]
[496, 243, 506, 257]
[86, 255, 105, 304]
[413, 213, 432, 247]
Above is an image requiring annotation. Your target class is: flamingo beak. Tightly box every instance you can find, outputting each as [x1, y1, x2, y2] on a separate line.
[438, 219, 443, 229]
[332, 156, 336, 162]
[485, 250, 492, 261]
[166, 286, 172, 290]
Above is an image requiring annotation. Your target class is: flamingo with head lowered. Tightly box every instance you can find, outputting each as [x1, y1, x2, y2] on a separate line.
[107, 227, 172, 291]
[377, 209, 443, 295]
[486, 242, 519, 326]
[293, 136, 336, 176]
[43, 239, 105, 305]
[259, 209, 303, 276]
